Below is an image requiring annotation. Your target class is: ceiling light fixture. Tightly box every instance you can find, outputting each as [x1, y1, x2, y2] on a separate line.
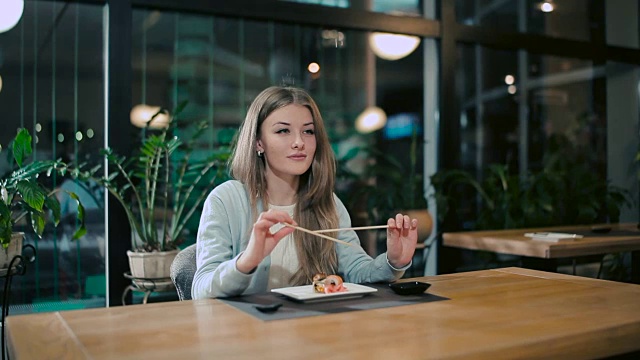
[130, 104, 171, 129]
[504, 75, 515, 85]
[0, 0, 24, 33]
[307, 62, 320, 74]
[540, 1, 554, 13]
[369, 32, 420, 61]
[355, 106, 387, 133]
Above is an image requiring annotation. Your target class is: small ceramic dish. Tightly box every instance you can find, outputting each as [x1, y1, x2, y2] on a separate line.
[253, 303, 283, 313]
[389, 281, 431, 295]
[591, 225, 612, 234]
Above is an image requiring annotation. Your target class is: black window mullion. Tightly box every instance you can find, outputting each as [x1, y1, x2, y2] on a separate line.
[106, 0, 133, 307]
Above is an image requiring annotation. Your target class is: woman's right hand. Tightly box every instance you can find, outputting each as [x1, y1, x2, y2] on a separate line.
[236, 209, 296, 274]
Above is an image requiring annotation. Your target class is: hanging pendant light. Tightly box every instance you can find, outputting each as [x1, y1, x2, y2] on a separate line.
[369, 32, 420, 61]
[0, 0, 24, 33]
[355, 106, 387, 133]
[130, 104, 171, 129]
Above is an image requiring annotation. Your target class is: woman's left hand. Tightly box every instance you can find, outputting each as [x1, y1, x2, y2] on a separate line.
[386, 213, 419, 268]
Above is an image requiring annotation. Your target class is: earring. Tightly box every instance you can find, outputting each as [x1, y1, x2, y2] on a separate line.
[257, 150, 263, 157]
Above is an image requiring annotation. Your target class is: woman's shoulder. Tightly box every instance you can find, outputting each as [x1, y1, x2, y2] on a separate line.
[332, 192, 347, 209]
[212, 180, 248, 200]
[332, 193, 350, 219]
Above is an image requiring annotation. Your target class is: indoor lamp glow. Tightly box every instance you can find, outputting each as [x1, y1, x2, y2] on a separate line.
[130, 104, 171, 129]
[369, 32, 420, 61]
[355, 106, 387, 133]
[0, 0, 24, 33]
[540, 1, 554, 12]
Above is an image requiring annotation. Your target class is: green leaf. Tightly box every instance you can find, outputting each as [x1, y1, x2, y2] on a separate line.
[30, 211, 46, 237]
[45, 194, 62, 226]
[73, 226, 87, 240]
[0, 201, 13, 247]
[16, 180, 46, 211]
[12, 128, 32, 168]
[0, 200, 10, 220]
[68, 191, 87, 240]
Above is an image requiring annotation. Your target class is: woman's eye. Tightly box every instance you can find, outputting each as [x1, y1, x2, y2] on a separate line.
[275, 128, 290, 134]
[304, 129, 315, 135]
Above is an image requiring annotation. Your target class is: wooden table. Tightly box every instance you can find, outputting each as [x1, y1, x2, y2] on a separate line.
[443, 223, 640, 283]
[6, 267, 640, 359]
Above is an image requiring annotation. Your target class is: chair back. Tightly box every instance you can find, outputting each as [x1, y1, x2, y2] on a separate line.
[170, 243, 197, 300]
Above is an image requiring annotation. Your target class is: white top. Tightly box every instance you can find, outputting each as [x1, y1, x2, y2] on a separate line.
[267, 203, 299, 290]
[192, 180, 405, 299]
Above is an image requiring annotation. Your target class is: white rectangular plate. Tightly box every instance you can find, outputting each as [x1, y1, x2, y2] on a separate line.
[271, 283, 377, 303]
[524, 232, 582, 242]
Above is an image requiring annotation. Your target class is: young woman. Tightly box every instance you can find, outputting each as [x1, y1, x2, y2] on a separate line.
[191, 86, 419, 299]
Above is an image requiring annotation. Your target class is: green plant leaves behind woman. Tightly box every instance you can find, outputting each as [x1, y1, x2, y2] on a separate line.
[0, 128, 86, 248]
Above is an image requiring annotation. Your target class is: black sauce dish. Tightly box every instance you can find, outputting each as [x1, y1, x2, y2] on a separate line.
[389, 281, 431, 295]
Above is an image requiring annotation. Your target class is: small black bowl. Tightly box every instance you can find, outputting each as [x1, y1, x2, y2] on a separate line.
[591, 225, 612, 234]
[389, 281, 431, 295]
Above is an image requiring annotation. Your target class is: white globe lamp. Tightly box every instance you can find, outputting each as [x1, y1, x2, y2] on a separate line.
[369, 32, 420, 61]
[130, 104, 171, 129]
[0, 0, 24, 33]
[355, 106, 387, 133]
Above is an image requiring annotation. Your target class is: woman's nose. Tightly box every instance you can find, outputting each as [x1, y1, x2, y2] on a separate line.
[292, 135, 304, 149]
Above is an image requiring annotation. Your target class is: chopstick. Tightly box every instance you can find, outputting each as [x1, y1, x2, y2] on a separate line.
[313, 225, 390, 233]
[281, 223, 353, 247]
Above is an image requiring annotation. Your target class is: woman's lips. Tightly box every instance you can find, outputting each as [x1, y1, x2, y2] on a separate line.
[288, 154, 307, 160]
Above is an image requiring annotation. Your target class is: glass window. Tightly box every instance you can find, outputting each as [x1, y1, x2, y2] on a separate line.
[606, 0, 639, 49]
[455, 44, 613, 229]
[132, 9, 430, 256]
[0, 2, 106, 311]
[280, 0, 427, 18]
[456, 0, 592, 41]
[606, 61, 639, 221]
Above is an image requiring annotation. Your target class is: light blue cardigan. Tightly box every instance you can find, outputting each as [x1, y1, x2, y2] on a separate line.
[191, 180, 405, 299]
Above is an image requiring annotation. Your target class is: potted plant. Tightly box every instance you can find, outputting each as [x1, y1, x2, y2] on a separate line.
[431, 135, 632, 232]
[0, 128, 86, 269]
[80, 104, 229, 280]
[430, 133, 632, 274]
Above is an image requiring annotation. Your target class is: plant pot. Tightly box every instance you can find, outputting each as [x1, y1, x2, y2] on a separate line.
[0, 232, 24, 269]
[127, 249, 179, 279]
[402, 209, 433, 241]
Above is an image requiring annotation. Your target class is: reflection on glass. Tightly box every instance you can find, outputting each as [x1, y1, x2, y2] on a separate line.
[456, 0, 591, 41]
[606, 61, 640, 220]
[280, 0, 424, 17]
[606, 0, 639, 49]
[132, 9, 427, 256]
[449, 44, 635, 253]
[0, 2, 106, 311]
[457, 45, 606, 181]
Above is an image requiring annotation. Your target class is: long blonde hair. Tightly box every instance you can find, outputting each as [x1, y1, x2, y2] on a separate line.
[230, 86, 339, 285]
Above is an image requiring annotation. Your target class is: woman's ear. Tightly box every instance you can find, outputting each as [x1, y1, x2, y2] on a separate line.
[256, 140, 263, 152]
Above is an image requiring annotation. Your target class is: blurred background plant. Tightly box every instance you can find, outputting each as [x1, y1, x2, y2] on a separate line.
[344, 127, 427, 227]
[433, 133, 632, 232]
[0, 129, 86, 249]
[431, 132, 633, 278]
[71, 103, 231, 252]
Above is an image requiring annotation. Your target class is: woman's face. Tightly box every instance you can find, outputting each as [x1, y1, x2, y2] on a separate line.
[256, 104, 317, 181]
